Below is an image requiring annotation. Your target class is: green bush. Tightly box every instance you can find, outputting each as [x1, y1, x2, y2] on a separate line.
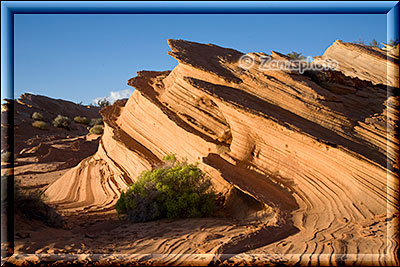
[53, 115, 70, 129]
[116, 155, 216, 222]
[287, 51, 305, 60]
[73, 116, 89, 125]
[32, 112, 44, 121]
[89, 118, 103, 127]
[89, 125, 104, 135]
[32, 120, 48, 130]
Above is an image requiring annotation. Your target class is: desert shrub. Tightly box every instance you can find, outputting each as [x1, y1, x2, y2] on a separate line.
[32, 121, 48, 130]
[287, 51, 305, 60]
[14, 181, 62, 227]
[89, 125, 104, 135]
[89, 118, 103, 127]
[116, 154, 216, 222]
[369, 39, 379, 48]
[73, 116, 89, 125]
[32, 112, 44, 121]
[52, 115, 70, 129]
[97, 98, 110, 107]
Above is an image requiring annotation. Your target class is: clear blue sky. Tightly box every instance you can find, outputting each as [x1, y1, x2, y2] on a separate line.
[14, 14, 387, 104]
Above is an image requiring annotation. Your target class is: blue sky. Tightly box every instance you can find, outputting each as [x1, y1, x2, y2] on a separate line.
[14, 14, 387, 104]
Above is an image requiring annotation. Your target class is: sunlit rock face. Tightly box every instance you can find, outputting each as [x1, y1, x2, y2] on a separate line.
[314, 40, 399, 87]
[45, 39, 398, 265]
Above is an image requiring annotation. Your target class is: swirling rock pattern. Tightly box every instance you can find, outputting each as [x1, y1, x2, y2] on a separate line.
[45, 39, 398, 265]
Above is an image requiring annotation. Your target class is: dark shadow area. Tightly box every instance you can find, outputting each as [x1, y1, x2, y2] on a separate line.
[203, 154, 298, 212]
[213, 223, 299, 262]
[303, 69, 391, 123]
[203, 154, 300, 260]
[14, 137, 100, 173]
[168, 39, 244, 84]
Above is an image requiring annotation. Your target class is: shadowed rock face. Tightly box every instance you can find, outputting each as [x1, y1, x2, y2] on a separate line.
[45, 40, 399, 265]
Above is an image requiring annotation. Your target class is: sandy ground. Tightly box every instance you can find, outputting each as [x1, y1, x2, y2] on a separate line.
[2, 131, 398, 266]
[11, 159, 397, 266]
[3, 134, 286, 266]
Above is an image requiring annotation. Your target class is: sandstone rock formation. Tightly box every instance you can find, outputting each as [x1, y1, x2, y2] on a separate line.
[381, 43, 399, 58]
[314, 40, 399, 87]
[45, 40, 399, 265]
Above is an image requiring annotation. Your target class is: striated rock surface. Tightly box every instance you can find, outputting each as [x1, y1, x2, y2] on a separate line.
[314, 40, 399, 87]
[45, 40, 399, 265]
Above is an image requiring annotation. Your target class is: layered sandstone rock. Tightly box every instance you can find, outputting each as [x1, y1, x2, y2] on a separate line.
[45, 40, 399, 265]
[314, 40, 399, 87]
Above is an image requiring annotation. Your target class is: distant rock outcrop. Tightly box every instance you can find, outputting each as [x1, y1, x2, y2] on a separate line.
[1, 93, 101, 166]
[45, 40, 399, 265]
